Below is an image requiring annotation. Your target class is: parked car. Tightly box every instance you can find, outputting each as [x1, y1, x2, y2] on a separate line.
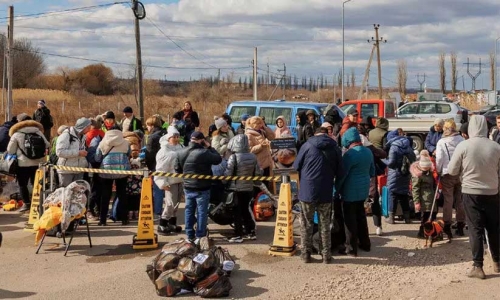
[226, 100, 345, 139]
[396, 100, 467, 125]
[339, 99, 396, 125]
[483, 109, 500, 130]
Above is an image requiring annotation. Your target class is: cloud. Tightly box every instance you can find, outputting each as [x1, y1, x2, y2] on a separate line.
[11, 0, 500, 90]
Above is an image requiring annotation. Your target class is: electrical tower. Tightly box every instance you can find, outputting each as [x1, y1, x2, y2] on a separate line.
[464, 58, 486, 91]
[417, 73, 426, 92]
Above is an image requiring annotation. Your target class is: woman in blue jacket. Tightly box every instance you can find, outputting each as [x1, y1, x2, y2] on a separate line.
[385, 129, 416, 224]
[336, 127, 375, 256]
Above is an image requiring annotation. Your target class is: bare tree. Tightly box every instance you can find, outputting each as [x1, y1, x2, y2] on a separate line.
[490, 51, 495, 90]
[450, 51, 458, 93]
[439, 52, 446, 93]
[337, 68, 342, 87]
[396, 59, 407, 96]
[350, 68, 356, 88]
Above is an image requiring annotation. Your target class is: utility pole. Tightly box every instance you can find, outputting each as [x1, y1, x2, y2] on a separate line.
[253, 47, 258, 101]
[278, 63, 286, 99]
[217, 68, 221, 87]
[370, 24, 386, 99]
[417, 73, 426, 92]
[358, 44, 376, 99]
[6, 6, 13, 121]
[267, 60, 270, 89]
[132, 0, 145, 121]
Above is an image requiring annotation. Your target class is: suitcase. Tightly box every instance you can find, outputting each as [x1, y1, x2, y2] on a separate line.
[381, 186, 389, 218]
[377, 174, 388, 195]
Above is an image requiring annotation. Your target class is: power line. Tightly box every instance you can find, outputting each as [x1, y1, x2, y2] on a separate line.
[11, 47, 248, 70]
[0, 2, 128, 21]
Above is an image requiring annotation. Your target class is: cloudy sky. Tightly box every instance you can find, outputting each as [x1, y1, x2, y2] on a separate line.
[0, 0, 499, 91]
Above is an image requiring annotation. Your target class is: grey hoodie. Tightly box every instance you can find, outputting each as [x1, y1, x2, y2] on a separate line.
[224, 134, 262, 192]
[448, 115, 500, 195]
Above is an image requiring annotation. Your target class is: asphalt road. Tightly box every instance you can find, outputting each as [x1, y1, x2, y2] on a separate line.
[1, 206, 499, 300]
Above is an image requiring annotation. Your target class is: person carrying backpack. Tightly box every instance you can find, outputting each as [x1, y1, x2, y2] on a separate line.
[384, 129, 416, 224]
[0, 116, 18, 153]
[7, 113, 50, 212]
[56, 118, 92, 187]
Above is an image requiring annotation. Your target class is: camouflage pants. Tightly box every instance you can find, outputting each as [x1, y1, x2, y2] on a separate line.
[300, 201, 332, 258]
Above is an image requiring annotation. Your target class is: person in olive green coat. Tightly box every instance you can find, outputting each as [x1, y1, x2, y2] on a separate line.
[411, 150, 437, 238]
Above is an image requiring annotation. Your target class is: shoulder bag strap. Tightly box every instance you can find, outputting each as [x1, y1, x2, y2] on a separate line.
[444, 143, 451, 160]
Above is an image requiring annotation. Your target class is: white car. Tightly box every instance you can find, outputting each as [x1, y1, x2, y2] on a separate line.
[396, 101, 468, 125]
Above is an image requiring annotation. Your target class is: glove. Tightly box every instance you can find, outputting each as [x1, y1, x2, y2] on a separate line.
[220, 138, 228, 145]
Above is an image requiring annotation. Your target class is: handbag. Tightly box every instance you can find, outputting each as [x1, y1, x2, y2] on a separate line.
[223, 154, 239, 209]
[0, 154, 19, 175]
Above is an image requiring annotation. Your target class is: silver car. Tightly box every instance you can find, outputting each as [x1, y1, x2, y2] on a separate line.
[396, 101, 467, 124]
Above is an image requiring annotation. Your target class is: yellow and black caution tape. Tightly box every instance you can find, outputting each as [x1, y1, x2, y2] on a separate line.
[50, 165, 279, 181]
[150, 171, 279, 181]
[52, 165, 143, 175]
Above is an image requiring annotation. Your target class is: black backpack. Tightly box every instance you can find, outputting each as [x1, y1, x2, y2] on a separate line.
[19, 133, 46, 159]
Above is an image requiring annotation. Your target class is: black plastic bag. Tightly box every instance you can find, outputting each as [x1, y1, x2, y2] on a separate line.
[156, 252, 181, 273]
[177, 251, 216, 282]
[194, 268, 232, 298]
[199, 236, 215, 251]
[155, 269, 191, 297]
[161, 239, 197, 258]
[211, 247, 235, 276]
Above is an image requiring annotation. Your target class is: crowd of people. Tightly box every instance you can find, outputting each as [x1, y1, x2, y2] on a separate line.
[0, 100, 498, 280]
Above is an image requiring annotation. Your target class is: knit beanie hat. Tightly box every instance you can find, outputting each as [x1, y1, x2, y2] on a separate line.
[165, 126, 180, 141]
[57, 125, 69, 135]
[215, 118, 227, 130]
[38, 99, 46, 107]
[74, 117, 92, 134]
[419, 150, 432, 171]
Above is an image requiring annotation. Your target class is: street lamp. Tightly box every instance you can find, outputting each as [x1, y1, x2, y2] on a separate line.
[342, 0, 352, 103]
[495, 37, 500, 92]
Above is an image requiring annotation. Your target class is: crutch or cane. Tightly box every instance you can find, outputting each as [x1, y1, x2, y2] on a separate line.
[427, 177, 441, 223]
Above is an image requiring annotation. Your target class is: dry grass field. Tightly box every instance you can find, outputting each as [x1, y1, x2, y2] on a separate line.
[1, 85, 485, 136]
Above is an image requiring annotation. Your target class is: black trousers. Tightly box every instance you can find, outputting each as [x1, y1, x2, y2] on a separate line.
[100, 178, 128, 224]
[369, 177, 382, 227]
[233, 191, 255, 236]
[390, 193, 410, 214]
[343, 201, 371, 254]
[463, 193, 500, 267]
[88, 174, 102, 213]
[17, 166, 38, 204]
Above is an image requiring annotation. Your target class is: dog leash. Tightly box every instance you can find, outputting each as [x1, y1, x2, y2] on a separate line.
[427, 177, 441, 223]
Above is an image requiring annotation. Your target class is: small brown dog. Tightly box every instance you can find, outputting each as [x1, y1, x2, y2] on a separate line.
[423, 220, 447, 248]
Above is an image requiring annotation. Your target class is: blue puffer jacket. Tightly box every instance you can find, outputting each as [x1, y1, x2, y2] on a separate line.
[385, 130, 416, 195]
[0, 120, 16, 152]
[424, 126, 443, 155]
[336, 128, 375, 202]
[293, 134, 343, 203]
[95, 130, 131, 179]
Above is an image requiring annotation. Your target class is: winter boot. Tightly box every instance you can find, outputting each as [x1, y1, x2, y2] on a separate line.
[385, 213, 395, 224]
[444, 223, 453, 240]
[157, 219, 172, 236]
[455, 222, 465, 237]
[417, 225, 425, 239]
[301, 251, 312, 263]
[467, 266, 486, 279]
[168, 217, 182, 233]
[403, 212, 411, 224]
[19, 203, 30, 213]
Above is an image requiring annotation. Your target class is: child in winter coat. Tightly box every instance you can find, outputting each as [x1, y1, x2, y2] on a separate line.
[411, 150, 437, 238]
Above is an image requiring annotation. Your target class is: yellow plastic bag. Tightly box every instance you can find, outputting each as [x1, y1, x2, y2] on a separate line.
[34, 206, 62, 245]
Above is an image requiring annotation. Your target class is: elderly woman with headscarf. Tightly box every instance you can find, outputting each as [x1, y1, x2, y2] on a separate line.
[435, 119, 466, 237]
[425, 118, 444, 156]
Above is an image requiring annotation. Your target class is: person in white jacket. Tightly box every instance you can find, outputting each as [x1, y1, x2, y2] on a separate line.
[155, 126, 184, 235]
[56, 118, 92, 187]
[435, 120, 465, 237]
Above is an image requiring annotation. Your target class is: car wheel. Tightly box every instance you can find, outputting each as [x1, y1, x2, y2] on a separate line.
[411, 135, 423, 152]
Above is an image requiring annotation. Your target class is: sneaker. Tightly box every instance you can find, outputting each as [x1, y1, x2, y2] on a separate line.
[243, 232, 257, 240]
[376, 227, 382, 236]
[19, 203, 30, 213]
[467, 266, 486, 279]
[228, 236, 243, 243]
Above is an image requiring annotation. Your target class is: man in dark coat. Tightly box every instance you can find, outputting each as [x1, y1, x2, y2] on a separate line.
[293, 127, 343, 264]
[32, 99, 53, 141]
[120, 106, 143, 133]
[425, 118, 444, 156]
[176, 132, 222, 242]
[0, 117, 17, 152]
[368, 117, 389, 149]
